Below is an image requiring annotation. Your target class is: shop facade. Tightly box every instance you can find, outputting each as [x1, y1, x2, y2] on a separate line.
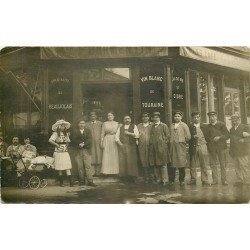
[0, 47, 250, 148]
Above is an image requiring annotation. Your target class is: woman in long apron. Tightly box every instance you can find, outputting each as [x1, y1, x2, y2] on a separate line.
[101, 112, 120, 175]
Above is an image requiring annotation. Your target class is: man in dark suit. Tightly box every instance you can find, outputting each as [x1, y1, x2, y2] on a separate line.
[206, 111, 229, 185]
[188, 112, 210, 186]
[73, 119, 96, 186]
[229, 114, 250, 186]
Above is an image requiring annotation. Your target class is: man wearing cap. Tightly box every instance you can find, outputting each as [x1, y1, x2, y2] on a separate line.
[229, 114, 250, 186]
[86, 111, 103, 176]
[149, 112, 170, 186]
[137, 112, 152, 183]
[206, 111, 229, 185]
[188, 112, 210, 186]
[169, 111, 191, 186]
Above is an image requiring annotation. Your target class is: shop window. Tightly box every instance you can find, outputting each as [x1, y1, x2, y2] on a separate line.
[80, 68, 130, 82]
[189, 71, 218, 123]
[199, 72, 209, 123]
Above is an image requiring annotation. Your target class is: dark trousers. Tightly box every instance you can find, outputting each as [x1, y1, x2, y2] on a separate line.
[168, 166, 186, 183]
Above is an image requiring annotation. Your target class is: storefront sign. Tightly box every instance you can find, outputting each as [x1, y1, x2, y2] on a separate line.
[140, 65, 165, 119]
[41, 47, 168, 60]
[48, 68, 73, 126]
[180, 47, 250, 72]
[172, 68, 186, 118]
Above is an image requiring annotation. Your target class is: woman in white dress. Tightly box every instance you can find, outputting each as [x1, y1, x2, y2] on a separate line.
[49, 119, 74, 187]
[101, 112, 120, 175]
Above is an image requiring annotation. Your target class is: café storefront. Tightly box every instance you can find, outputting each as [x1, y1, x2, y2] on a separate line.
[0, 47, 249, 146]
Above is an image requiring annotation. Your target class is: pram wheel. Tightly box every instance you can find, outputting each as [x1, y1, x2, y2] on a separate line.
[18, 176, 29, 189]
[40, 179, 47, 188]
[29, 176, 41, 190]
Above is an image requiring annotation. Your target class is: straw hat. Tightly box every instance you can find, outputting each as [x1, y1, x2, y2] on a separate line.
[52, 119, 71, 132]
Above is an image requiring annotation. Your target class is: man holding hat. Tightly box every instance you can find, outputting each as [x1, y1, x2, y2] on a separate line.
[188, 112, 210, 186]
[229, 114, 250, 186]
[149, 111, 170, 186]
[206, 111, 229, 185]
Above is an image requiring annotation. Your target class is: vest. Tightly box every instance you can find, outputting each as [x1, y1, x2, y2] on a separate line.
[120, 124, 136, 144]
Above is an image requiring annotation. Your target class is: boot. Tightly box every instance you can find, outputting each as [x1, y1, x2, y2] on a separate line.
[59, 176, 64, 187]
[69, 175, 74, 187]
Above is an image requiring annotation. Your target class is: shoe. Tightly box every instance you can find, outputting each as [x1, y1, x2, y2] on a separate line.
[222, 181, 228, 186]
[59, 176, 64, 187]
[168, 182, 174, 186]
[87, 181, 97, 187]
[187, 180, 196, 185]
[233, 182, 243, 187]
[202, 182, 211, 187]
[68, 176, 74, 187]
[211, 181, 218, 185]
[180, 181, 185, 187]
[79, 180, 85, 186]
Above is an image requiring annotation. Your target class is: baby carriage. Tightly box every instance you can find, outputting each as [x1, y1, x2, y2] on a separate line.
[1, 154, 54, 190]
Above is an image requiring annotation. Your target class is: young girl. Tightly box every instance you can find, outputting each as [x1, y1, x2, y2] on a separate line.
[49, 119, 73, 187]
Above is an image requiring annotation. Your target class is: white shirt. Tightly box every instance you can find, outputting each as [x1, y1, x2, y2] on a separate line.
[115, 124, 140, 142]
[194, 123, 200, 128]
[143, 122, 150, 127]
[174, 122, 180, 129]
[80, 129, 84, 134]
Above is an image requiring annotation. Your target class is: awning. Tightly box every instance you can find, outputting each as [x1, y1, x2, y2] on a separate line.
[40, 47, 168, 60]
[180, 47, 250, 72]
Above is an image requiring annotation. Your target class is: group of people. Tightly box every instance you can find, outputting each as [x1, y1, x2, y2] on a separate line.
[1, 110, 250, 188]
[48, 110, 250, 187]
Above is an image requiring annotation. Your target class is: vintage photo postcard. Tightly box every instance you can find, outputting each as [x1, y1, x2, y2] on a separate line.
[0, 46, 250, 204]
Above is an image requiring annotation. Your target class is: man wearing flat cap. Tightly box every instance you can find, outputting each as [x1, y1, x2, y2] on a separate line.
[169, 111, 191, 186]
[149, 112, 170, 185]
[188, 112, 210, 186]
[206, 111, 229, 185]
[229, 114, 250, 186]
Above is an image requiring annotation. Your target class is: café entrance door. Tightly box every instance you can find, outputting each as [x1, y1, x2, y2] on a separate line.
[82, 83, 133, 123]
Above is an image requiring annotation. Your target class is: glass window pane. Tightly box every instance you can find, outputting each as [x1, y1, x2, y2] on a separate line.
[225, 92, 232, 116]
[189, 71, 199, 113]
[233, 92, 240, 114]
[199, 73, 208, 123]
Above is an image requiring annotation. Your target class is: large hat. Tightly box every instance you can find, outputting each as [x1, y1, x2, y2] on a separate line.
[207, 111, 217, 116]
[52, 119, 71, 132]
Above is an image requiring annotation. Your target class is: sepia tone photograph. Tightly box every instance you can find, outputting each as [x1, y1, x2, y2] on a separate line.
[0, 46, 250, 204]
